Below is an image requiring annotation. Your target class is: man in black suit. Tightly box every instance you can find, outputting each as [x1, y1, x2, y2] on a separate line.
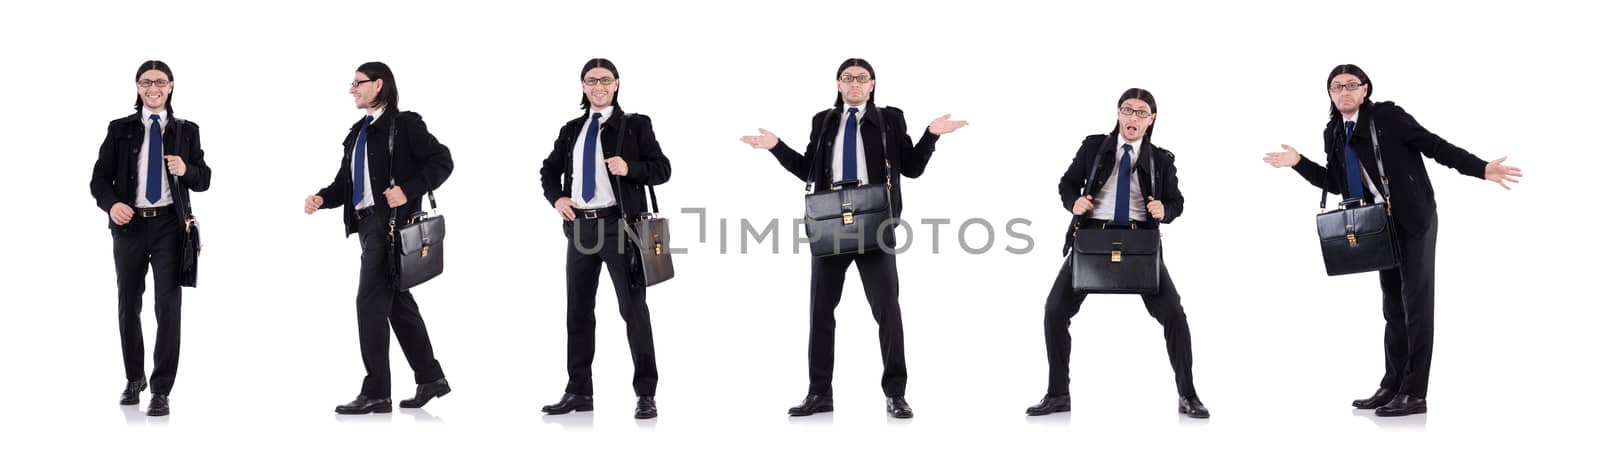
[304, 62, 455, 415]
[90, 60, 211, 417]
[1028, 88, 1210, 419]
[1265, 64, 1522, 417]
[740, 58, 967, 419]
[538, 59, 672, 420]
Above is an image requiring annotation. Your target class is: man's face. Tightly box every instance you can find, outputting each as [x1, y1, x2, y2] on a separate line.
[1117, 98, 1155, 142]
[350, 72, 383, 110]
[137, 69, 173, 111]
[837, 66, 874, 106]
[1328, 73, 1368, 115]
[583, 67, 619, 109]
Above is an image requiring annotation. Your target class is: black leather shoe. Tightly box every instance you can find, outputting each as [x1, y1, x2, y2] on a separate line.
[1179, 396, 1210, 419]
[886, 396, 914, 419]
[119, 378, 147, 406]
[1374, 394, 1426, 417]
[541, 393, 594, 415]
[787, 394, 833, 416]
[1352, 387, 1396, 410]
[1026, 395, 1072, 416]
[399, 378, 451, 409]
[147, 394, 170, 417]
[334, 395, 393, 415]
[635, 396, 658, 420]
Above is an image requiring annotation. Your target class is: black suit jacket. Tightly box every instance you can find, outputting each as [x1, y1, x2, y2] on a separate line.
[1292, 101, 1488, 232]
[539, 108, 672, 216]
[315, 110, 454, 236]
[767, 104, 940, 219]
[1057, 133, 1185, 255]
[90, 112, 212, 231]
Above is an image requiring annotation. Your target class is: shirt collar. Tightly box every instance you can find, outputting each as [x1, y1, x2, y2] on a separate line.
[141, 107, 168, 125]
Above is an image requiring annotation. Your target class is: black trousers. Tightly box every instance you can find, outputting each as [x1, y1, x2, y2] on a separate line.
[112, 208, 183, 395]
[1377, 213, 1438, 397]
[807, 248, 908, 397]
[355, 211, 445, 398]
[1042, 258, 1198, 399]
[563, 215, 657, 397]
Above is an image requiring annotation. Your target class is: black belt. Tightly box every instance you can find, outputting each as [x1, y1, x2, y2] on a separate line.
[575, 206, 619, 220]
[136, 205, 174, 218]
[354, 207, 378, 221]
[1077, 218, 1150, 230]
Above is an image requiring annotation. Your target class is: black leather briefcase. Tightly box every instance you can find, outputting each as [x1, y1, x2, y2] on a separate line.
[384, 118, 446, 291]
[391, 200, 445, 291]
[609, 112, 675, 288]
[1066, 146, 1163, 294]
[804, 180, 895, 256]
[1071, 226, 1162, 294]
[1315, 121, 1399, 276]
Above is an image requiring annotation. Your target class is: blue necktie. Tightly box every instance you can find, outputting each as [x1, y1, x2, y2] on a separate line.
[351, 115, 372, 207]
[842, 107, 859, 182]
[1343, 120, 1366, 201]
[1113, 144, 1133, 224]
[582, 113, 602, 202]
[146, 115, 163, 204]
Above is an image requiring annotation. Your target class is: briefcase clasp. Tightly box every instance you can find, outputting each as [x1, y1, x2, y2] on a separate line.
[654, 242, 663, 255]
[421, 245, 429, 257]
[842, 211, 855, 225]
[1346, 234, 1358, 247]
[1111, 241, 1123, 263]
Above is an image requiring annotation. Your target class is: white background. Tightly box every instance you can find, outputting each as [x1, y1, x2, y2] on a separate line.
[2, 0, 1594, 461]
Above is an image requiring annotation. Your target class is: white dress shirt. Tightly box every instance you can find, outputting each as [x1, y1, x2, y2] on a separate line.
[1089, 134, 1149, 222]
[830, 104, 870, 187]
[572, 105, 617, 209]
[353, 106, 385, 211]
[135, 107, 174, 208]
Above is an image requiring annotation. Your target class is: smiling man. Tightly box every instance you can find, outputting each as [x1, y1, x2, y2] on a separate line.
[90, 60, 212, 417]
[538, 58, 673, 420]
[305, 61, 456, 415]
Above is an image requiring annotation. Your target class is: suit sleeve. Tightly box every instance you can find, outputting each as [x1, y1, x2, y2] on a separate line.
[90, 124, 121, 212]
[1386, 104, 1489, 179]
[315, 142, 351, 210]
[767, 111, 825, 182]
[1058, 137, 1097, 213]
[1290, 132, 1341, 194]
[894, 111, 940, 179]
[178, 121, 211, 192]
[623, 115, 671, 186]
[540, 125, 570, 206]
[396, 114, 454, 202]
[1159, 151, 1183, 223]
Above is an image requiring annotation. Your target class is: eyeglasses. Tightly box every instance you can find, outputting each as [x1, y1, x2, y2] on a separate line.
[137, 79, 171, 88]
[350, 79, 374, 89]
[1328, 82, 1366, 93]
[838, 74, 873, 84]
[1118, 107, 1153, 119]
[583, 77, 617, 87]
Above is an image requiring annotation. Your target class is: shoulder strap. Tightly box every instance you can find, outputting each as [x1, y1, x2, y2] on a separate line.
[387, 113, 438, 213]
[805, 109, 838, 193]
[167, 118, 194, 218]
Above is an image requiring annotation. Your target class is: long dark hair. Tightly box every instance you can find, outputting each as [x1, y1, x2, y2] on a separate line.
[833, 57, 876, 108]
[1113, 88, 1157, 140]
[579, 58, 620, 110]
[1326, 63, 1372, 119]
[133, 60, 174, 115]
[356, 61, 400, 111]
